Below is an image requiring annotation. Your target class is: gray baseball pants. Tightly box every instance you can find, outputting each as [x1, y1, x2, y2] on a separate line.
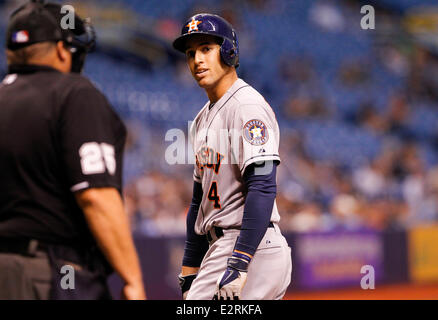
[187, 224, 292, 300]
[0, 251, 51, 300]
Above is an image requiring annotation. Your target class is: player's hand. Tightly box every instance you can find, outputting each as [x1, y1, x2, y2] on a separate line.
[214, 265, 247, 300]
[121, 283, 147, 300]
[178, 273, 197, 300]
[214, 251, 251, 300]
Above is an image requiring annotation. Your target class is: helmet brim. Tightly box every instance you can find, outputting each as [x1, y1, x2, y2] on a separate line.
[172, 32, 224, 53]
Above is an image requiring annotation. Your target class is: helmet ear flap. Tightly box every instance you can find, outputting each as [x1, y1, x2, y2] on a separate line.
[220, 38, 239, 68]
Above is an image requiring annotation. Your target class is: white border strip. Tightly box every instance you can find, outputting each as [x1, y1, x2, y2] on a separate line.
[70, 181, 90, 192]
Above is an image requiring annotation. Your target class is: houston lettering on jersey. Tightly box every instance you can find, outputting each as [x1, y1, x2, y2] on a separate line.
[195, 147, 225, 174]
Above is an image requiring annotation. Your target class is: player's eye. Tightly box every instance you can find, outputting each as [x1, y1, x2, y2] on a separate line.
[186, 50, 195, 58]
[202, 46, 211, 53]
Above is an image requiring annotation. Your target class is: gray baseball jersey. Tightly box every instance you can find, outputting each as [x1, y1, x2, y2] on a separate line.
[189, 78, 281, 235]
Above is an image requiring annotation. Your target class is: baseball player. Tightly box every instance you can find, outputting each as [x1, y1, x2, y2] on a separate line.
[173, 13, 292, 300]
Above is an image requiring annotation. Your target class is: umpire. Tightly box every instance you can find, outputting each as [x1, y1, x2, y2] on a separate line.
[0, 0, 146, 299]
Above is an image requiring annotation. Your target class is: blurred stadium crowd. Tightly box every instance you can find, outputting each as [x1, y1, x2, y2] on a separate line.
[1, 0, 437, 236]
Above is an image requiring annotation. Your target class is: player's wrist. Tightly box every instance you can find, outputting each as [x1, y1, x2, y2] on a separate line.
[228, 250, 252, 272]
[178, 272, 197, 299]
[181, 265, 200, 276]
[178, 273, 197, 289]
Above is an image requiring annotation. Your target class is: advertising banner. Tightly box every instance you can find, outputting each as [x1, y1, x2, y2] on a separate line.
[408, 224, 438, 283]
[295, 230, 383, 289]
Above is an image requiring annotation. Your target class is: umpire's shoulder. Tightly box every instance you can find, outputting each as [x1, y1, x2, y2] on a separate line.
[56, 73, 116, 114]
[58, 73, 104, 99]
[54, 73, 125, 128]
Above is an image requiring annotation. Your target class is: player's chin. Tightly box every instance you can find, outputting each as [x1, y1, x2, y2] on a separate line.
[197, 75, 218, 88]
[196, 78, 212, 89]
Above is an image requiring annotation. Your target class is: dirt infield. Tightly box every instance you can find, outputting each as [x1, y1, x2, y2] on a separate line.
[284, 283, 438, 300]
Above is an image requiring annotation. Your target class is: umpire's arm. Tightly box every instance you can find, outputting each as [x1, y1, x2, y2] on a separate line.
[76, 187, 146, 300]
[60, 81, 146, 299]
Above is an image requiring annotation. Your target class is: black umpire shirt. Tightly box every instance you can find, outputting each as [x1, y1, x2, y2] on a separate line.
[0, 64, 127, 247]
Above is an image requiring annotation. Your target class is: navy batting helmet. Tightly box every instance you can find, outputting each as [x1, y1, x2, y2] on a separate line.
[173, 13, 239, 68]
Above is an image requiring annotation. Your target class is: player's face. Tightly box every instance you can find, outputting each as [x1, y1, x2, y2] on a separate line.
[185, 35, 230, 89]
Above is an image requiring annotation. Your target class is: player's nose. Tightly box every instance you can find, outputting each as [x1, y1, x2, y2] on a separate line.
[194, 49, 204, 65]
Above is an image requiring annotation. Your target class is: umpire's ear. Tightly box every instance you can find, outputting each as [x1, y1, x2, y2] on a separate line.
[55, 41, 72, 74]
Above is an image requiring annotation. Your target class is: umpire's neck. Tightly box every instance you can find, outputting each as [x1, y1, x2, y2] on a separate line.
[6, 41, 72, 74]
[31, 41, 72, 74]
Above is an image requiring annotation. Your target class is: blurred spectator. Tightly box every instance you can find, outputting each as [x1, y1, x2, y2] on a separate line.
[338, 58, 371, 87]
[379, 45, 410, 77]
[283, 203, 323, 233]
[279, 54, 331, 120]
[359, 198, 405, 231]
[330, 193, 362, 229]
[353, 149, 394, 199]
[407, 47, 438, 103]
[283, 95, 330, 120]
[354, 102, 388, 135]
[309, 0, 345, 33]
[155, 18, 180, 41]
[279, 55, 317, 89]
[385, 93, 414, 140]
[125, 171, 190, 236]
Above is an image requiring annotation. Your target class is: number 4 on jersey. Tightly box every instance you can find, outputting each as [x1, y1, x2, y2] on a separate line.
[208, 181, 221, 209]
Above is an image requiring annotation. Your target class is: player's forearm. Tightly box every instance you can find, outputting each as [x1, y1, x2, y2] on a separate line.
[236, 187, 275, 256]
[235, 162, 278, 256]
[179, 182, 205, 298]
[182, 181, 209, 268]
[75, 188, 144, 288]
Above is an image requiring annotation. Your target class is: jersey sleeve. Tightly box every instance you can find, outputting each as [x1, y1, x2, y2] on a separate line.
[59, 82, 126, 193]
[232, 104, 281, 175]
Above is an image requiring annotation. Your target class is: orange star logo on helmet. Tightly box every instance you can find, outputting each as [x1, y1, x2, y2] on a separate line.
[187, 18, 201, 33]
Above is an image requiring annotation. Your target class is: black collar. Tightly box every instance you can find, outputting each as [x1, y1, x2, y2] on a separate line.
[8, 64, 60, 75]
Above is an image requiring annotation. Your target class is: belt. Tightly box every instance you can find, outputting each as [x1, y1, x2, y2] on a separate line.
[0, 239, 49, 257]
[206, 222, 275, 244]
